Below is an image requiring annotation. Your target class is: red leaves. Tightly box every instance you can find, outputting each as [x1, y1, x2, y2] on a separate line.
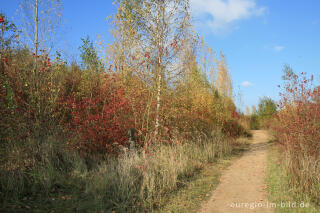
[222, 120, 246, 138]
[232, 111, 240, 120]
[165, 48, 169, 56]
[170, 40, 178, 48]
[64, 73, 134, 154]
[39, 53, 52, 72]
[0, 16, 4, 23]
[274, 71, 320, 158]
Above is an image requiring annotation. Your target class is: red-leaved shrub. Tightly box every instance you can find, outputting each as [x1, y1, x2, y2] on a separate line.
[273, 70, 320, 202]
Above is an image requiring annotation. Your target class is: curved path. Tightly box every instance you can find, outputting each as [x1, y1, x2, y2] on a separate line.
[200, 130, 274, 213]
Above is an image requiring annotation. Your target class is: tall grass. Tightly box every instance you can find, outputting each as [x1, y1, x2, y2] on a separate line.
[266, 146, 320, 213]
[0, 131, 237, 212]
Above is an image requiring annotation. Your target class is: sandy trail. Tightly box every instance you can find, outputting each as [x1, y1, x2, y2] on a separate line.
[200, 130, 273, 213]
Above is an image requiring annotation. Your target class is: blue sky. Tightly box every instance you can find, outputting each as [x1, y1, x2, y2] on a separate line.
[1, 0, 320, 112]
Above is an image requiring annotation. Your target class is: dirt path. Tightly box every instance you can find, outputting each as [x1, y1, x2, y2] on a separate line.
[200, 130, 273, 213]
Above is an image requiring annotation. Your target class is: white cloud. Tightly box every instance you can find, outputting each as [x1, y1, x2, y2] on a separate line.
[241, 81, 252, 87]
[190, 0, 266, 34]
[274, 46, 284, 51]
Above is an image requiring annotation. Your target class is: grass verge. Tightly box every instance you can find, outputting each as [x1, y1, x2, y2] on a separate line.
[158, 137, 250, 213]
[266, 145, 320, 213]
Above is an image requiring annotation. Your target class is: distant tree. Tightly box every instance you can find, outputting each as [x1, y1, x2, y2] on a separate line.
[257, 97, 277, 127]
[250, 114, 259, 130]
[247, 105, 259, 130]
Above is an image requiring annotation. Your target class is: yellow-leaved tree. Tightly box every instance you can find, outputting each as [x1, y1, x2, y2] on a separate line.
[216, 51, 233, 98]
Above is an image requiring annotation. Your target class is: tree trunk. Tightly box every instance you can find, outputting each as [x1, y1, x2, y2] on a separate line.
[155, 67, 162, 136]
[34, 0, 39, 57]
[154, 2, 163, 137]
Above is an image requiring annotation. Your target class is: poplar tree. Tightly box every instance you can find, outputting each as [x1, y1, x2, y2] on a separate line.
[216, 51, 233, 98]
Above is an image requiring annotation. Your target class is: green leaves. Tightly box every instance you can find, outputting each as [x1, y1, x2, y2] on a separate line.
[258, 97, 277, 119]
[79, 36, 103, 72]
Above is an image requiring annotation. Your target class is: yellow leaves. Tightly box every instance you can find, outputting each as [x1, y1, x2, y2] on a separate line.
[216, 51, 233, 98]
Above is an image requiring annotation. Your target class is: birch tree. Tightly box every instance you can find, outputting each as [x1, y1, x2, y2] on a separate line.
[18, 0, 63, 56]
[110, 0, 191, 136]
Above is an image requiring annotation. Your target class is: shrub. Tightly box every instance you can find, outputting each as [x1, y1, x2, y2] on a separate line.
[273, 66, 320, 204]
[67, 74, 133, 155]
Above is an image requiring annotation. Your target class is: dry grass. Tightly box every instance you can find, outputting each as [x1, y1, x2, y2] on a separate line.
[0, 131, 239, 212]
[266, 145, 320, 213]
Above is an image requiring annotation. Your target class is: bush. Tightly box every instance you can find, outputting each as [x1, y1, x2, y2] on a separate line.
[222, 119, 251, 138]
[273, 67, 320, 205]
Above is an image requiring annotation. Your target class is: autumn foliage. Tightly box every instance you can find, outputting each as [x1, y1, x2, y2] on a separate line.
[65, 74, 133, 154]
[273, 68, 320, 203]
[0, 50, 247, 156]
[0, 5, 250, 211]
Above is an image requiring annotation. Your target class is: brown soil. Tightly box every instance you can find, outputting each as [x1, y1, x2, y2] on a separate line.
[200, 130, 274, 213]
